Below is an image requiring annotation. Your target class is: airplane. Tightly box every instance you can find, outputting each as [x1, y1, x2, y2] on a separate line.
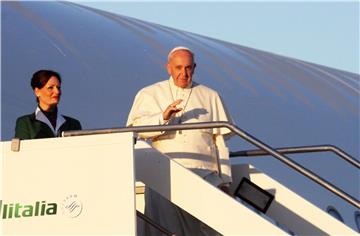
[1, 1, 359, 233]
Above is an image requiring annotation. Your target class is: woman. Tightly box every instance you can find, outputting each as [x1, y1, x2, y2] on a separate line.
[15, 70, 81, 139]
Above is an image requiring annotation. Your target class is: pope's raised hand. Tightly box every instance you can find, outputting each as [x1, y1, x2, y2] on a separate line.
[163, 99, 183, 121]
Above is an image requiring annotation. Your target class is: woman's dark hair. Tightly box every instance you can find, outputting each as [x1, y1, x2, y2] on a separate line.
[31, 70, 61, 90]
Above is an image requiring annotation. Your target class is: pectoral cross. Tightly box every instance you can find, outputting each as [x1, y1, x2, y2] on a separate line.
[178, 117, 182, 134]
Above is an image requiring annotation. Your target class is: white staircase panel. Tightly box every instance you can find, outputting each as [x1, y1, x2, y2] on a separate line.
[230, 164, 357, 235]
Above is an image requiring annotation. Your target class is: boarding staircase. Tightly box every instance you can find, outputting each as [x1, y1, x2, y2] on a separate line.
[1, 122, 359, 235]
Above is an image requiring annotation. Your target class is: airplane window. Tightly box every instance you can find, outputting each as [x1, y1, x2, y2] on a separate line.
[326, 206, 344, 222]
[355, 211, 360, 232]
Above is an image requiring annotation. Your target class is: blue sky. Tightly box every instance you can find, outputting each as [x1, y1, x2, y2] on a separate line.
[77, 1, 359, 74]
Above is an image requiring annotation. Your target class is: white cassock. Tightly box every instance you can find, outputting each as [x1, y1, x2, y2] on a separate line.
[127, 77, 233, 235]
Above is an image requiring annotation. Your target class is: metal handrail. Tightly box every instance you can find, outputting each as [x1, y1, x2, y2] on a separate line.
[62, 121, 360, 209]
[136, 210, 175, 236]
[230, 145, 360, 169]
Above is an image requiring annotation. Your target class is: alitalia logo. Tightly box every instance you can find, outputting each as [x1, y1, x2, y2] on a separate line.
[0, 200, 57, 219]
[0, 195, 82, 219]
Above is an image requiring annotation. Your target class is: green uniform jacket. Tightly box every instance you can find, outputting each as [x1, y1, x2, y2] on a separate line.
[15, 113, 82, 140]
